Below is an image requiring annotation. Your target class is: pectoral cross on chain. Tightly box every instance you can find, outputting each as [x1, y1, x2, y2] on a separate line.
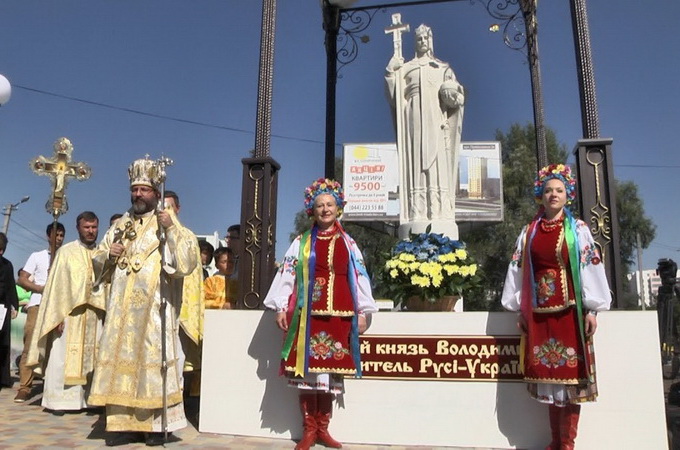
[30, 137, 92, 218]
[385, 13, 410, 62]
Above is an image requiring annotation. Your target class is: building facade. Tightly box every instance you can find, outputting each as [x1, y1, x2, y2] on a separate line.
[626, 268, 678, 307]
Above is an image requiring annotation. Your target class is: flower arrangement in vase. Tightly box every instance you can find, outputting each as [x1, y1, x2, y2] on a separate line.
[381, 226, 481, 310]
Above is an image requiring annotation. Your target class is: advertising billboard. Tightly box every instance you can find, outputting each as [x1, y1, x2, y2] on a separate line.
[343, 142, 502, 222]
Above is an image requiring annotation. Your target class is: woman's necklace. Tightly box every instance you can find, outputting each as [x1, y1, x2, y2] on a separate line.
[317, 224, 337, 237]
[540, 216, 563, 232]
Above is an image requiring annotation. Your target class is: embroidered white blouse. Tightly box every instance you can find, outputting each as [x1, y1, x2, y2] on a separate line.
[501, 219, 612, 313]
[263, 233, 378, 315]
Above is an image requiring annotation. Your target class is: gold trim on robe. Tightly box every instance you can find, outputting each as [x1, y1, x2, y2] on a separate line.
[88, 209, 198, 424]
[26, 240, 104, 385]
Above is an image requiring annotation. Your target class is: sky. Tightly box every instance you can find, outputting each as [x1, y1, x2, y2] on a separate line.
[0, 1, 678, 275]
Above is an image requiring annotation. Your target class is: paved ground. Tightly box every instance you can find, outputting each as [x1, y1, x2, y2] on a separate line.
[0, 375, 478, 449]
[3, 373, 677, 449]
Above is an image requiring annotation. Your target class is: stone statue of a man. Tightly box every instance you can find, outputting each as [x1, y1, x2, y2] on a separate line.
[385, 23, 464, 238]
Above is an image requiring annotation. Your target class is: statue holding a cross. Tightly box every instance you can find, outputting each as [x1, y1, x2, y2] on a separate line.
[385, 17, 465, 239]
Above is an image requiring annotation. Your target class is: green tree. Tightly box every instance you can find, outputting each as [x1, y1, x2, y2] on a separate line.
[615, 179, 656, 310]
[290, 209, 311, 241]
[615, 179, 656, 271]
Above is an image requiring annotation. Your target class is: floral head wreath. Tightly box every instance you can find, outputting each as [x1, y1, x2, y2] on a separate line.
[534, 163, 577, 204]
[304, 178, 346, 217]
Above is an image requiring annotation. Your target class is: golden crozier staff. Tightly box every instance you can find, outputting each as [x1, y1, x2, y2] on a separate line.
[154, 155, 174, 442]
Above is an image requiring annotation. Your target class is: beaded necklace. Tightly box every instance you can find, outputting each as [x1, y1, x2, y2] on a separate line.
[540, 216, 563, 233]
[317, 223, 337, 237]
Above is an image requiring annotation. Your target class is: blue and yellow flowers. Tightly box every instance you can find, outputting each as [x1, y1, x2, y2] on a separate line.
[381, 230, 480, 305]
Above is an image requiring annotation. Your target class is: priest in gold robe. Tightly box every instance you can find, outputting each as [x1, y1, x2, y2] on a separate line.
[26, 211, 104, 411]
[88, 157, 198, 446]
[163, 190, 204, 396]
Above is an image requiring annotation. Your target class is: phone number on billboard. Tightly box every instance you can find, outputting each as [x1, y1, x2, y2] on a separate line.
[346, 204, 383, 212]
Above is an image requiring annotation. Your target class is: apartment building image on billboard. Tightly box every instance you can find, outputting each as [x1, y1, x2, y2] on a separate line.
[467, 156, 488, 200]
[457, 142, 502, 221]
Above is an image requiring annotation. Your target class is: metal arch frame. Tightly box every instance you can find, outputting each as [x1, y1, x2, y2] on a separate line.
[321, 0, 621, 306]
[336, 9, 383, 76]
[238, 0, 615, 308]
[323, 0, 602, 167]
[321, 0, 549, 179]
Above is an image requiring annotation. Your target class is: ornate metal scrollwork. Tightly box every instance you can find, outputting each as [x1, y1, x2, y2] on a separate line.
[242, 164, 266, 309]
[472, 0, 528, 54]
[585, 147, 612, 262]
[336, 8, 384, 75]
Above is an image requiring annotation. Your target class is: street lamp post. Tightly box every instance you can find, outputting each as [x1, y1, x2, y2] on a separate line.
[2, 196, 30, 235]
[519, 0, 548, 170]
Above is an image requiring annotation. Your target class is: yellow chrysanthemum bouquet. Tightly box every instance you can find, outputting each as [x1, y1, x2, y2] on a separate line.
[381, 226, 481, 306]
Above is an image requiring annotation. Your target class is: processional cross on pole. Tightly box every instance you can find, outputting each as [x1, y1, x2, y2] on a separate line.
[29, 137, 91, 260]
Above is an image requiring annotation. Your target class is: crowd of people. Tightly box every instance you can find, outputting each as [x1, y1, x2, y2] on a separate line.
[0, 156, 244, 447]
[0, 162, 610, 450]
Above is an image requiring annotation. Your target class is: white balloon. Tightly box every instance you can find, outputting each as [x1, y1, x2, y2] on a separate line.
[0, 74, 11, 106]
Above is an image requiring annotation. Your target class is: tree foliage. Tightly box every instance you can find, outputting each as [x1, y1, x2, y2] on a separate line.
[614, 180, 656, 309]
[615, 179, 656, 272]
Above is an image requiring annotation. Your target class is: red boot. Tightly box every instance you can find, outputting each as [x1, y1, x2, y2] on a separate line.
[545, 404, 561, 450]
[559, 403, 581, 450]
[295, 393, 318, 450]
[316, 393, 342, 448]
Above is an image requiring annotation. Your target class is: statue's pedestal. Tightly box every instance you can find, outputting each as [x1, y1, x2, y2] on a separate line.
[200, 310, 666, 448]
[398, 220, 458, 240]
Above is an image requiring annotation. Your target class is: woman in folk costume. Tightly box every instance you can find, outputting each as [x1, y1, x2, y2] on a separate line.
[501, 164, 611, 450]
[264, 178, 377, 450]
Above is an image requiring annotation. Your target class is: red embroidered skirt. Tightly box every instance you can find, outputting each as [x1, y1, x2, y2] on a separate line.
[283, 232, 357, 376]
[283, 316, 356, 375]
[525, 307, 591, 385]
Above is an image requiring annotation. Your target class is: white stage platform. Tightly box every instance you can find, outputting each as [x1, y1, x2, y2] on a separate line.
[200, 310, 667, 449]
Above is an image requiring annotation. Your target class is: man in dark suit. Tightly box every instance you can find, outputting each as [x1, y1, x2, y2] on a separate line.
[0, 232, 19, 389]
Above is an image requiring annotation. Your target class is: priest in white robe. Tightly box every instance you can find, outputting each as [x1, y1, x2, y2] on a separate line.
[26, 211, 104, 411]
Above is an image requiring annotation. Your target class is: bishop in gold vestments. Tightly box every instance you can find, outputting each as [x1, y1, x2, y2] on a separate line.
[88, 157, 198, 434]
